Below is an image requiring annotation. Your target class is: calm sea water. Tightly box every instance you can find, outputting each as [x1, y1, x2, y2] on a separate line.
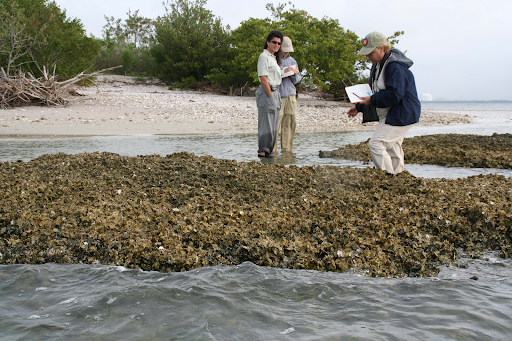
[1, 102, 512, 340]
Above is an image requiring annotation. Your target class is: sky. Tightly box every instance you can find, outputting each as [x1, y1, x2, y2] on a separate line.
[52, 0, 512, 101]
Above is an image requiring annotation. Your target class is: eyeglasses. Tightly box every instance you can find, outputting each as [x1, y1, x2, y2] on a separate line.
[269, 41, 281, 45]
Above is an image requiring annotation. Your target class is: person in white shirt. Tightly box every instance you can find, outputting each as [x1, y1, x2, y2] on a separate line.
[256, 30, 284, 158]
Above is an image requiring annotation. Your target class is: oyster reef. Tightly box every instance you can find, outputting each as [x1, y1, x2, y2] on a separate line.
[1, 151, 511, 277]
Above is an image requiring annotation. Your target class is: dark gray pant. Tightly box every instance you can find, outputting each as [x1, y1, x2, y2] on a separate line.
[256, 85, 281, 154]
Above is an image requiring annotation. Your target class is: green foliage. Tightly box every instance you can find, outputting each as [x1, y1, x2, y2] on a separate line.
[151, 0, 231, 82]
[207, 3, 406, 96]
[122, 10, 155, 48]
[94, 10, 156, 75]
[101, 9, 155, 49]
[0, 0, 100, 78]
[270, 4, 364, 95]
[0, 1, 31, 74]
[273, 4, 362, 95]
[97, 1, 404, 94]
[169, 76, 200, 89]
[207, 2, 382, 96]
[388, 31, 405, 47]
[206, 17, 274, 88]
[95, 44, 156, 76]
[121, 49, 135, 73]
[1, 0, 404, 94]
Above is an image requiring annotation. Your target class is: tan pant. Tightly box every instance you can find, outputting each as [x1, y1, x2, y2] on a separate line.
[369, 120, 413, 174]
[274, 95, 297, 152]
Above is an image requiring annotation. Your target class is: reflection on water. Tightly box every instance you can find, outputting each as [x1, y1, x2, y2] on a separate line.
[0, 131, 373, 166]
[260, 151, 297, 165]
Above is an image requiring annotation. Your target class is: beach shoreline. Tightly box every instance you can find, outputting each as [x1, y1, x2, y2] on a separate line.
[0, 77, 472, 137]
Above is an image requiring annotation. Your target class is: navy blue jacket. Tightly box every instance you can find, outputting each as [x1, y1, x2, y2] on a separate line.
[356, 49, 421, 126]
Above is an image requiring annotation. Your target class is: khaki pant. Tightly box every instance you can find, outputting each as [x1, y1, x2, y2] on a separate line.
[369, 120, 413, 174]
[274, 95, 297, 152]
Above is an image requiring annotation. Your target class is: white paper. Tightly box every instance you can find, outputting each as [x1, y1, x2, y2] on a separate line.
[282, 65, 297, 78]
[345, 84, 373, 103]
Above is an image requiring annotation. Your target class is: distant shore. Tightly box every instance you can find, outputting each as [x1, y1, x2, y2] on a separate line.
[0, 76, 471, 136]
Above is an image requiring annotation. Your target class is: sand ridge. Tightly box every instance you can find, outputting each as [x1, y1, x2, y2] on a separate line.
[0, 78, 470, 136]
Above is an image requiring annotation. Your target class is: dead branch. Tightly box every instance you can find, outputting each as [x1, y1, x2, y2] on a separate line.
[0, 66, 122, 108]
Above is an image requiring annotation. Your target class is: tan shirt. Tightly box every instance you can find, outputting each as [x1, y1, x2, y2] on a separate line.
[257, 50, 282, 86]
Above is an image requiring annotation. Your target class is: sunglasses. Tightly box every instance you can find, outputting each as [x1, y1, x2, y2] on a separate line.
[269, 41, 281, 45]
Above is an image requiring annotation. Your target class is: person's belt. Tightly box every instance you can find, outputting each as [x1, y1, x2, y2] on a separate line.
[271, 85, 280, 91]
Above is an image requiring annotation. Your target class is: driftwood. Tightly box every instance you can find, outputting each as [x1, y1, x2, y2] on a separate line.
[0, 66, 121, 108]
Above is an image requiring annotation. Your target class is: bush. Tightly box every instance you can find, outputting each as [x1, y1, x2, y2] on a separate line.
[206, 17, 272, 89]
[207, 4, 364, 96]
[151, 0, 231, 82]
[168, 76, 200, 89]
[93, 9, 156, 76]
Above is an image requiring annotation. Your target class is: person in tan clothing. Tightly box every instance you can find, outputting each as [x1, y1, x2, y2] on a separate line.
[274, 36, 301, 153]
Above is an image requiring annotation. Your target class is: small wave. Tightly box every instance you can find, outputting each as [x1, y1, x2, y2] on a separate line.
[279, 327, 295, 335]
[59, 297, 77, 305]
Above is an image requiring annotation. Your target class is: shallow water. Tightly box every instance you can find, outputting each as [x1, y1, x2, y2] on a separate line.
[1, 128, 512, 179]
[1, 257, 511, 341]
[1, 108, 512, 339]
[2, 104, 512, 180]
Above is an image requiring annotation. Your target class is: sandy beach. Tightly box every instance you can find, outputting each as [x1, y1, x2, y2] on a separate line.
[0, 76, 471, 136]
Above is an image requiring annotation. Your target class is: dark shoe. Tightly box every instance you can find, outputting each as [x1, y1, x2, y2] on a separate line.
[258, 153, 266, 158]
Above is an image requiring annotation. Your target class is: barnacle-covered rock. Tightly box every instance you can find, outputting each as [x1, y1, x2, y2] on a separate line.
[320, 133, 512, 169]
[0, 151, 511, 277]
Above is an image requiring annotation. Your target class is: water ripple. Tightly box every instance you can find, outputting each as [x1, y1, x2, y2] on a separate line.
[1, 261, 510, 340]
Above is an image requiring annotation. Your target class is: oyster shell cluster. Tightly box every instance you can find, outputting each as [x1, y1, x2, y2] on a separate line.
[320, 133, 512, 169]
[1, 148, 511, 277]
